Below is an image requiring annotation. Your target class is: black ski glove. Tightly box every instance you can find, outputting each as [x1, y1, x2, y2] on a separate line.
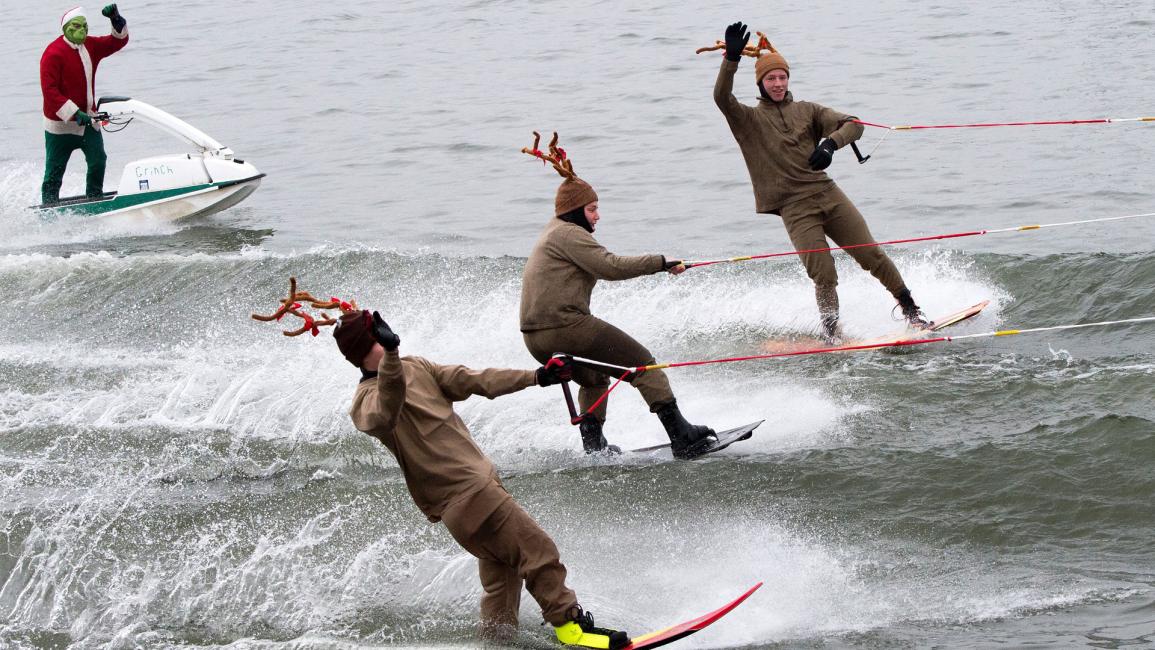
[535, 355, 573, 387]
[370, 311, 400, 351]
[102, 4, 126, 32]
[724, 22, 750, 62]
[808, 138, 838, 171]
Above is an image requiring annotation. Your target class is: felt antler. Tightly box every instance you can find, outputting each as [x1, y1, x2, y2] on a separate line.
[521, 131, 577, 180]
[251, 276, 359, 337]
[696, 31, 775, 58]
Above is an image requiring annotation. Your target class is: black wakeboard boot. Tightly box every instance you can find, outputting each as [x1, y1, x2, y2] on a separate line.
[654, 400, 717, 460]
[895, 288, 933, 330]
[578, 416, 621, 454]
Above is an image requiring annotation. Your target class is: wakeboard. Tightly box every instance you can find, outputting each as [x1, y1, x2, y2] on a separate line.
[622, 582, 763, 650]
[630, 421, 762, 458]
[759, 300, 990, 353]
[851, 299, 990, 347]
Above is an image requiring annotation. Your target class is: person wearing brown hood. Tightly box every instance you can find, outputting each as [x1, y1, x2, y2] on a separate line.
[709, 23, 931, 342]
[329, 307, 629, 650]
[518, 132, 717, 459]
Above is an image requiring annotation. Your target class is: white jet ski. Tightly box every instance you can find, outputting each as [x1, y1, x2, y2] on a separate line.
[35, 96, 264, 221]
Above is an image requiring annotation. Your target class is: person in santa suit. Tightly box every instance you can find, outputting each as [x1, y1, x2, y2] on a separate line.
[40, 4, 129, 204]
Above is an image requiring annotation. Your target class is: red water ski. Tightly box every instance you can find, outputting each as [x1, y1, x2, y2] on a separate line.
[623, 582, 762, 650]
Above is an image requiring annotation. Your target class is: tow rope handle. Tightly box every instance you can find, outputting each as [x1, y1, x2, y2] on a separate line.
[545, 353, 584, 425]
[850, 141, 870, 164]
[558, 381, 583, 425]
[554, 354, 641, 426]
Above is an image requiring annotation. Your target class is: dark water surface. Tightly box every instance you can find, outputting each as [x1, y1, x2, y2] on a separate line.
[1, 1, 1153, 648]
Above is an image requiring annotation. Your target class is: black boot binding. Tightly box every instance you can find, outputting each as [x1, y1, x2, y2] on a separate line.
[895, 289, 933, 330]
[578, 416, 621, 455]
[655, 400, 717, 459]
[820, 313, 843, 346]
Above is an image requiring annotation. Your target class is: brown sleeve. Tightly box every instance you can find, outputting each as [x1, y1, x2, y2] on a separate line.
[424, 359, 537, 402]
[352, 349, 407, 432]
[561, 227, 665, 281]
[713, 58, 750, 127]
[814, 103, 864, 149]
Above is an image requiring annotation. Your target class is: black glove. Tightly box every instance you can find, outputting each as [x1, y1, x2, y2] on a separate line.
[535, 355, 573, 387]
[370, 311, 400, 351]
[724, 22, 750, 62]
[102, 4, 126, 32]
[74, 111, 92, 126]
[664, 259, 683, 270]
[808, 138, 838, 171]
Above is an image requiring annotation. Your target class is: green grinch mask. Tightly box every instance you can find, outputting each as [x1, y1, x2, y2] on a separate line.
[63, 17, 88, 45]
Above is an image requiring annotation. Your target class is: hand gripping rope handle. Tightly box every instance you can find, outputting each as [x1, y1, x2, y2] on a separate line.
[543, 354, 585, 425]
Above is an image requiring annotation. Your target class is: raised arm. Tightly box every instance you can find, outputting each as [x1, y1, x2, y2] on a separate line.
[563, 228, 666, 281]
[714, 59, 750, 126]
[351, 349, 407, 433]
[87, 4, 129, 59]
[713, 22, 752, 126]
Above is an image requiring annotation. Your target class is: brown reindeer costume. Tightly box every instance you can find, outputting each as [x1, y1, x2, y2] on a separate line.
[518, 133, 716, 458]
[251, 280, 633, 648]
[702, 31, 929, 339]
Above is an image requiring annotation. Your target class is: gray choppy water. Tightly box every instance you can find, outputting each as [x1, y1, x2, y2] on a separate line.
[1, 1, 1154, 649]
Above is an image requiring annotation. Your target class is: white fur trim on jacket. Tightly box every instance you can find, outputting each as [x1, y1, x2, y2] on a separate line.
[44, 116, 86, 136]
[55, 99, 79, 122]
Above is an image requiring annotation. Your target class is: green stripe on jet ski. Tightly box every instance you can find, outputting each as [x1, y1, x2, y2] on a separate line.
[41, 179, 240, 217]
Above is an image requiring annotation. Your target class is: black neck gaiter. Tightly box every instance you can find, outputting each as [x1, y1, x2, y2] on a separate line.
[556, 206, 593, 233]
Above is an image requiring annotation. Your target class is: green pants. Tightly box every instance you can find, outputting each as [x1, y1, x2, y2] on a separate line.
[523, 315, 675, 423]
[780, 184, 908, 316]
[42, 127, 107, 204]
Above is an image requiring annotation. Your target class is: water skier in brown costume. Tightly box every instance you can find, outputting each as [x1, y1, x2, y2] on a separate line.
[252, 281, 630, 650]
[704, 24, 932, 342]
[518, 133, 717, 459]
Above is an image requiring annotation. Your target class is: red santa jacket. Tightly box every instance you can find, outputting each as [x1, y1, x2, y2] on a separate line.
[40, 27, 129, 136]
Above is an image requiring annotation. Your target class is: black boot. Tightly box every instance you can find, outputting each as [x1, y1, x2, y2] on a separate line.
[654, 400, 717, 460]
[578, 416, 621, 455]
[895, 288, 932, 330]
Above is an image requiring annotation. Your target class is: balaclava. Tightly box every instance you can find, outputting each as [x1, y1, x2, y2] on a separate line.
[333, 310, 377, 368]
[752, 37, 789, 100]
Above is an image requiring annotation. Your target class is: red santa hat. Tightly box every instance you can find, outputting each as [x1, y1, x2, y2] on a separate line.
[61, 6, 86, 28]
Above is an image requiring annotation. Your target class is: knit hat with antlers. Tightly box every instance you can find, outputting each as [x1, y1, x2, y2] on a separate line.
[521, 131, 598, 217]
[251, 277, 375, 366]
[697, 31, 789, 82]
